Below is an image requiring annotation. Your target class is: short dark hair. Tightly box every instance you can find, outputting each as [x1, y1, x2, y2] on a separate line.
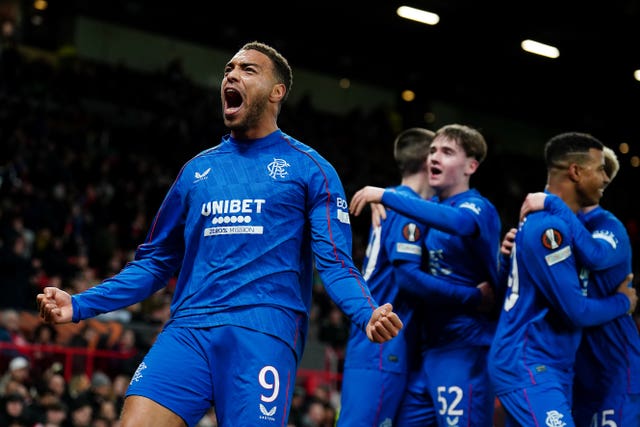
[241, 41, 293, 102]
[544, 132, 604, 169]
[394, 127, 435, 175]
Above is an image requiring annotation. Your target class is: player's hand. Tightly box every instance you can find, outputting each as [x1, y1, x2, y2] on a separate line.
[500, 228, 517, 256]
[366, 303, 403, 343]
[349, 186, 385, 217]
[616, 274, 637, 314]
[37, 287, 74, 324]
[520, 192, 546, 221]
[476, 281, 495, 313]
[370, 202, 387, 227]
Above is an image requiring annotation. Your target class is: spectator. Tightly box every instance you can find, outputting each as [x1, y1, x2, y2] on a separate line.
[0, 356, 31, 396]
[0, 309, 30, 357]
[73, 371, 112, 419]
[107, 327, 143, 377]
[67, 396, 93, 427]
[31, 323, 59, 377]
[301, 398, 326, 427]
[0, 393, 32, 426]
[287, 386, 306, 427]
[33, 398, 68, 427]
[0, 234, 36, 310]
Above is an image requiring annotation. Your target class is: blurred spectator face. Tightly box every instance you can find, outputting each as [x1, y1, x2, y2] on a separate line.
[4, 393, 25, 418]
[98, 400, 118, 421]
[306, 401, 325, 426]
[47, 373, 67, 397]
[69, 374, 91, 398]
[111, 374, 129, 398]
[90, 372, 112, 399]
[44, 402, 67, 426]
[71, 403, 93, 427]
[34, 324, 57, 344]
[11, 366, 29, 384]
[3, 310, 21, 333]
[5, 379, 29, 399]
[91, 417, 110, 427]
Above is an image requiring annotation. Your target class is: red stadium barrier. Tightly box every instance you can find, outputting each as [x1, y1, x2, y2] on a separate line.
[1, 341, 343, 396]
[0, 342, 136, 381]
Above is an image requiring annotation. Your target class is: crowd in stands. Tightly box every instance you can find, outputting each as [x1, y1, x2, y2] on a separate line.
[1, 35, 639, 427]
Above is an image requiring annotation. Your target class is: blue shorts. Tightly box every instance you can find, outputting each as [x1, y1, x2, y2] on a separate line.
[125, 325, 297, 427]
[337, 367, 407, 427]
[396, 345, 493, 427]
[573, 392, 640, 427]
[498, 381, 574, 427]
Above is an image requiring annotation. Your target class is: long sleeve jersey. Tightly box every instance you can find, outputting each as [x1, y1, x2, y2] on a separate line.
[70, 130, 378, 362]
[344, 186, 481, 373]
[574, 206, 640, 395]
[488, 192, 631, 395]
[381, 188, 501, 348]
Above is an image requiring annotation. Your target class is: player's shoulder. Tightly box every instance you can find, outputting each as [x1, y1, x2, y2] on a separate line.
[522, 210, 570, 231]
[280, 132, 336, 167]
[279, 132, 313, 154]
[457, 189, 498, 216]
[520, 211, 572, 249]
[584, 206, 624, 228]
[583, 207, 630, 246]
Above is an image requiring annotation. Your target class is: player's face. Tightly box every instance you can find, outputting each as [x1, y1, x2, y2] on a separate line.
[221, 49, 276, 133]
[576, 148, 609, 207]
[427, 136, 477, 198]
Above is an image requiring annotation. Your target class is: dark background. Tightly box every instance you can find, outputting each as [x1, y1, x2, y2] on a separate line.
[25, 0, 640, 140]
[2, 0, 640, 280]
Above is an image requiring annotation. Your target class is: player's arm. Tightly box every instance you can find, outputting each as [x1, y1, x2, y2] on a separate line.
[72, 179, 186, 321]
[521, 192, 618, 270]
[351, 186, 477, 236]
[309, 165, 402, 341]
[523, 216, 634, 326]
[394, 260, 485, 307]
[380, 190, 478, 236]
[370, 202, 387, 228]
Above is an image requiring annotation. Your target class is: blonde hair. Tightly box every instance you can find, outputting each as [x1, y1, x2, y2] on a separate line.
[603, 146, 620, 181]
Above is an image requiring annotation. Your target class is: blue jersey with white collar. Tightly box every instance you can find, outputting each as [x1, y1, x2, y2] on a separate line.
[71, 130, 378, 361]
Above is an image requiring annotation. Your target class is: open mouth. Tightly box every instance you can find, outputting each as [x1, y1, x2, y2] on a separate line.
[224, 88, 243, 110]
[429, 165, 442, 176]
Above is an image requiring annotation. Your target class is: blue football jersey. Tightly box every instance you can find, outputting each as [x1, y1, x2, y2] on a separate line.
[382, 188, 502, 348]
[71, 130, 378, 361]
[488, 194, 630, 396]
[574, 206, 640, 396]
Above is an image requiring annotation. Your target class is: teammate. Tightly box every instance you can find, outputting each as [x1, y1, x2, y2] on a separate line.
[350, 123, 501, 427]
[488, 132, 637, 426]
[508, 146, 640, 426]
[572, 147, 640, 426]
[36, 41, 403, 427]
[337, 128, 490, 427]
